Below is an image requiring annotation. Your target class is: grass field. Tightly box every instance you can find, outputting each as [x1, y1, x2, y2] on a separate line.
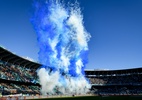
[27, 95, 142, 100]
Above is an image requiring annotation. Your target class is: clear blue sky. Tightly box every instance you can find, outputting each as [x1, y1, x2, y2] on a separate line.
[0, 0, 142, 70]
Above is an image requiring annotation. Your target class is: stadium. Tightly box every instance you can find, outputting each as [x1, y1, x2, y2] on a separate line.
[1, 0, 142, 100]
[0, 46, 142, 100]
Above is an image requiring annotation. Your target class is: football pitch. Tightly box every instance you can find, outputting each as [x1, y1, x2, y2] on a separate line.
[27, 95, 142, 100]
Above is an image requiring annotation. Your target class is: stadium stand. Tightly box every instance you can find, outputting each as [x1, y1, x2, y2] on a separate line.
[0, 46, 40, 96]
[0, 46, 142, 98]
[86, 68, 142, 95]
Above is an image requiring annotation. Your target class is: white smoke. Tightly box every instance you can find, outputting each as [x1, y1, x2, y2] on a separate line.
[38, 68, 90, 95]
[38, 68, 60, 95]
[34, 0, 91, 95]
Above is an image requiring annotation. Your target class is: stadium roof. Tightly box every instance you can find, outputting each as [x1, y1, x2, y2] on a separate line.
[0, 46, 142, 73]
[0, 46, 41, 69]
[85, 67, 142, 75]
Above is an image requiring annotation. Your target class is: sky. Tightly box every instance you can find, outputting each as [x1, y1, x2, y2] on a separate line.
[0, 0, 142, 70]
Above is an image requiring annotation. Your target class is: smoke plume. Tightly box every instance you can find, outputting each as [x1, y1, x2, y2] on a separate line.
[31, 0, 91, 95]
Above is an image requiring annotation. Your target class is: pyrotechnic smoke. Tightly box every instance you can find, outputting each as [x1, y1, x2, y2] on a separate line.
[31, 0, 91, 95]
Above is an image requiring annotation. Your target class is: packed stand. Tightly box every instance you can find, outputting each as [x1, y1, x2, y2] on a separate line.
[88, 72, 142, 95]
[0, 60, 39, 83]
[0, 82, 40, 95]
[91, 86, 142, 95]
[88, 74, 142, 85]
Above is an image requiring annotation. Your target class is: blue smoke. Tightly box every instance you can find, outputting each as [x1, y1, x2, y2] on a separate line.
[31, 0, 91, 95]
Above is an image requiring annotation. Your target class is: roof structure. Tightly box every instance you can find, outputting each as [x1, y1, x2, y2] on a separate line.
[85, 67, 142, 75]
[0, 46, 142, 74]
[0, 46, 42, 69]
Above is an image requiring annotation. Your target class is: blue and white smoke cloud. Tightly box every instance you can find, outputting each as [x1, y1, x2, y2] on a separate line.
[31, 0, 91, 95]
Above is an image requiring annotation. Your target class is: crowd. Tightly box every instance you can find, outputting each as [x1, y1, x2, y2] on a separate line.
[91, 86, 142, 95]
[1, 59, 142, 96]
[0, 82, 40, 95]
[0, 61, 38, 83]
[88, 73, 142, 95]
[88, 74, 142, 85]
[0, 60, 40, 95]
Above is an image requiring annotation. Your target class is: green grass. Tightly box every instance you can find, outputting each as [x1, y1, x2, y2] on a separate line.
[27, 95, 142, 100]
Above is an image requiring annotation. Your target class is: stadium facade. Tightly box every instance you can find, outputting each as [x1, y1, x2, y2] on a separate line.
[0, 46, 142, 96]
